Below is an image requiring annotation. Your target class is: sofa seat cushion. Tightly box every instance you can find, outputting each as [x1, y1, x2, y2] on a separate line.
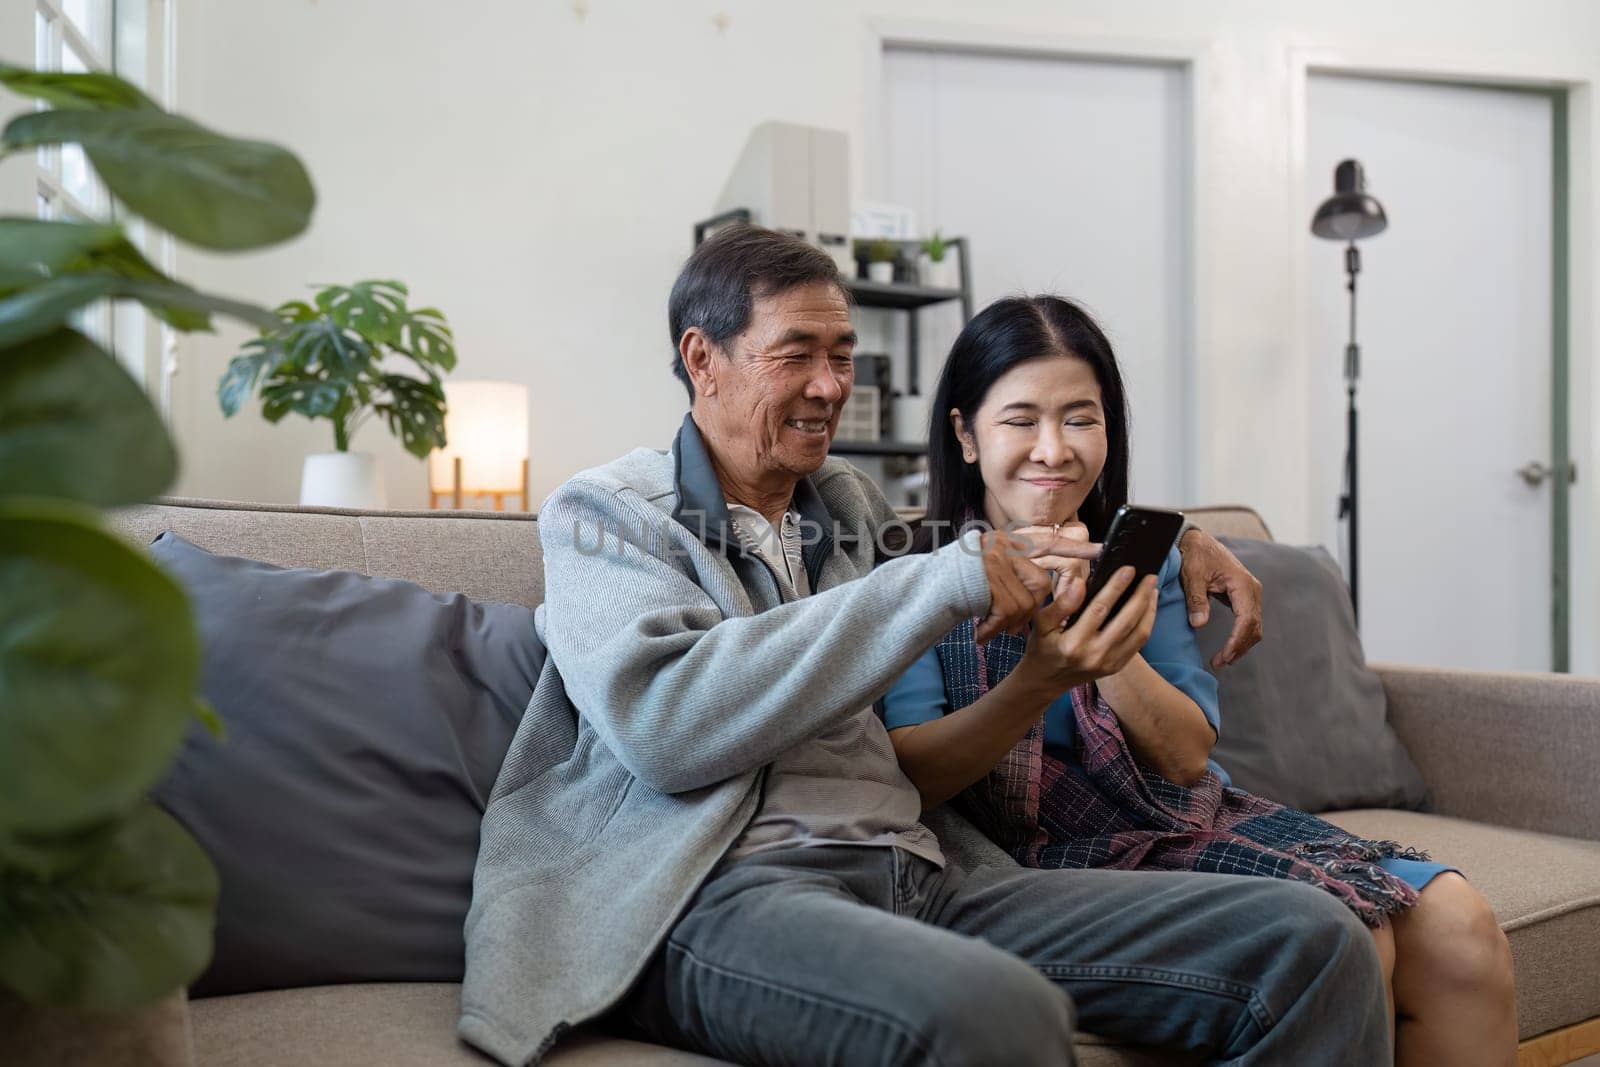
[188, 984, 722, 1066]
[188, 983, 1204, 1065]
[1322, 809, 1600, 1039]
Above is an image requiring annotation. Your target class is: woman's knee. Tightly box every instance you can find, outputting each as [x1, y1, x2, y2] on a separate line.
[1395, 875, 1514, 997]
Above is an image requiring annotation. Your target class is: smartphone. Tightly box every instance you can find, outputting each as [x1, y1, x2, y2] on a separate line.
[1066, 505, 1185, 629]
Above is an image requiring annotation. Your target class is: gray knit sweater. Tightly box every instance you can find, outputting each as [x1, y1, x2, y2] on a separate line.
[458, 418, 992, 1065]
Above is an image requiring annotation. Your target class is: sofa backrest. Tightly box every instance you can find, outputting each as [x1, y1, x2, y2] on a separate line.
[1183, 505, 1273, 541]
[111, 497, 545, 607]
[108, 497, 1272, 608]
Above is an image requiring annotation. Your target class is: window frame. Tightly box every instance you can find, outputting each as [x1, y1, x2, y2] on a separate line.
[34, 0, 176, 406]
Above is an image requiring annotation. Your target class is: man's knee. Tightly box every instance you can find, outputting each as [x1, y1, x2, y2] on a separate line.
[1265, 880, 1386, 991]
[1204, 880, 1387, 1059]
[903, 950, 1076, 1067]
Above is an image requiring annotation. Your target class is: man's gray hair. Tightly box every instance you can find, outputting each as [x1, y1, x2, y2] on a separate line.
[667, 225, 847, 401]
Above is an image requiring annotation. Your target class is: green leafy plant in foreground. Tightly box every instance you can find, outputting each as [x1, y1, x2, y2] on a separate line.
[0, 61, 314, 1011]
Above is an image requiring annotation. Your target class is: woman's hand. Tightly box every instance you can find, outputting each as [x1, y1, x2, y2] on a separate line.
[1013, 523, 1092, 588]
[889, 559, 1155, 812]
[974, 527, 1099, 643]
[1015, 566, 1159, 695]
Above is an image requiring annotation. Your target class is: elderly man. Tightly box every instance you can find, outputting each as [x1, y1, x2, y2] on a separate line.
[461, 226, 1389, 1066]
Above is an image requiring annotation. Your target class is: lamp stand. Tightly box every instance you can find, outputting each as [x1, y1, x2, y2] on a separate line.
[1339, 242, 1362, 625]
[428, 456, 530, 511]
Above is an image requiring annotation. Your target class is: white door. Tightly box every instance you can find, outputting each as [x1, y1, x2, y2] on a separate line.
[1306, 74, 1554, 670]
[877, 47, 1192, 506]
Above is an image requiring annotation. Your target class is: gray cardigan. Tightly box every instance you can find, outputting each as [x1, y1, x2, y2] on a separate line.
[459, 417, 992, 1065]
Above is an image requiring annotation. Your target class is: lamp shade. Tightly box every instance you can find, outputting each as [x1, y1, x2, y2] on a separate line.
[427, 381, 529, 492]
[1311, 159, 1388, 241]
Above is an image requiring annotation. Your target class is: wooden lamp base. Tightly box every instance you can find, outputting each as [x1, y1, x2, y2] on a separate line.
[428, 456, 530, 511]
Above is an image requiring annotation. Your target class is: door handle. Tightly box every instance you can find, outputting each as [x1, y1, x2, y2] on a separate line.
[1516, 461, 1579, 486]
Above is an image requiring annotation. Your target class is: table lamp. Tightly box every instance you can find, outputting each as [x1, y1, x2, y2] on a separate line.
[428, 381, 530, 510]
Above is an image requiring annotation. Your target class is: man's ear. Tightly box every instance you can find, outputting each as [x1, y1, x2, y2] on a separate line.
[680, 328, 721, 399]
[950, 409, 977, 462]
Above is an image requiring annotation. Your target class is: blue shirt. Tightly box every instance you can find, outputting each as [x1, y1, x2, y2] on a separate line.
[880, 546, 1232, 785]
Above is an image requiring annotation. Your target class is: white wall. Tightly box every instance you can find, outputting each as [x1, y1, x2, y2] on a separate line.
[150, 0, 1600, 668]
[0, 4, 39, 218]
[879, 48, 1192, 506]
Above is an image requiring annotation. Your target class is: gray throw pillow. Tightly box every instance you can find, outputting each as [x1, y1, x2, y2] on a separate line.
[1194, 538, 1429, 813]
[149, 532, 542, 997]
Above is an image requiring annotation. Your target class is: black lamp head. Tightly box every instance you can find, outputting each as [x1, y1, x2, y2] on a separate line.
[1311, 159, 1388, 241]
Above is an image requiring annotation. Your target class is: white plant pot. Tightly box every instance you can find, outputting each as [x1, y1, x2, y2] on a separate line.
[300, 451, 386, 509]
[867, 261, 895, 284]
[919, 255, 959, 290]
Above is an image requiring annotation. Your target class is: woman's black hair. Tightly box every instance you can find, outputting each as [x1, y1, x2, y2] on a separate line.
[915, 295, 1131, 550]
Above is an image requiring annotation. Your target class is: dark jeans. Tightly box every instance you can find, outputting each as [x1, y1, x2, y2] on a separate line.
[620, 845, 1390, 1066]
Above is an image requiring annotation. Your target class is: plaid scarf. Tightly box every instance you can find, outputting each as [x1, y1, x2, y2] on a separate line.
[935, 616, 1430, 925]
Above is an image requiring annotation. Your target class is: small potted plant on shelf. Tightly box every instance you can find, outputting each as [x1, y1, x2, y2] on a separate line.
[217, 280, 457, 508]
[919, 230, 958, 289]
[861, 238, 898, 284]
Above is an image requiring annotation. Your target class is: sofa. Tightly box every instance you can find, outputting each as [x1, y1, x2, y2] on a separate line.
[99, 497, 1600, 1067]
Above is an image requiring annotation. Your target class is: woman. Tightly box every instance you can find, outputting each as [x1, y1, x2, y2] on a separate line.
[880, 295, 1517, 1066]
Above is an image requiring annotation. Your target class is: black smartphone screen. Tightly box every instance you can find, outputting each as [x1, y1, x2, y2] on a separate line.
[1066, 505, 1186, 629]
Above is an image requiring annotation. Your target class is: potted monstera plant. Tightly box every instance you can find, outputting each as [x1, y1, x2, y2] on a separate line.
[0, 63, 314, 1064]
[217, 279, 456, 508]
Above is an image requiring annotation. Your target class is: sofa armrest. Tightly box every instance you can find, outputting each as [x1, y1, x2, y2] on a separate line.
[0, 987, 194, 1066]
[1376, 663, 1600, 841]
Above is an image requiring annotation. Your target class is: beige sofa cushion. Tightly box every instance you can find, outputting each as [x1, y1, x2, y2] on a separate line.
[1323, 809, 1600, 1039]
[1181, 504, 1271, 541]
[188, 984, 716, 1066]
[111, 499, 545, 608]
[188, 983, 1197, 1066]
[179, 812, 1600, 1063]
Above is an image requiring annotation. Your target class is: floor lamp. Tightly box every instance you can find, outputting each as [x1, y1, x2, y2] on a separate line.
[1311, 159, 1387, 625]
